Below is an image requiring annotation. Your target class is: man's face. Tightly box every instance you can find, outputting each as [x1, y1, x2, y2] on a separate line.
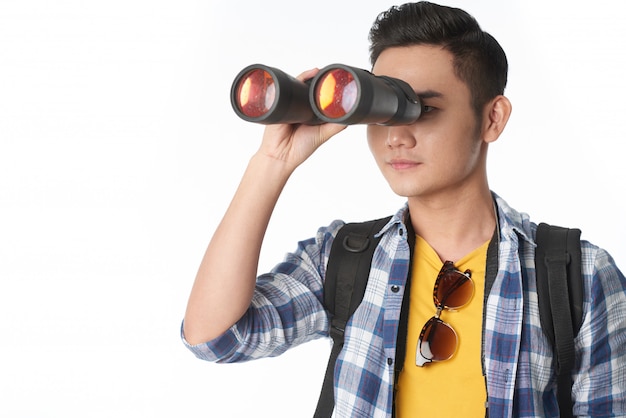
[367, 44, 487, 201]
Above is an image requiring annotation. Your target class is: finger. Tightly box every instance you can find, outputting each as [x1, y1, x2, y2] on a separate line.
[317, 123, 348, 145]
[296, 68, 319, 82]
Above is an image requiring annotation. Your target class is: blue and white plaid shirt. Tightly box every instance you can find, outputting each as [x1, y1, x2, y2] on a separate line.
[183, 193, 626, 417]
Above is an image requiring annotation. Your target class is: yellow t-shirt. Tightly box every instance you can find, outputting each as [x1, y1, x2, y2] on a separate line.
[395, 235, 489, 417]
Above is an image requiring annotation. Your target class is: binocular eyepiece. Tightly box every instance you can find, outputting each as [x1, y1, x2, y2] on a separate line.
[230, 64, 422, 126]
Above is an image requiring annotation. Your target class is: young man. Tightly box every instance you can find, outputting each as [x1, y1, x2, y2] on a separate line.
[182, 2, 626, 416]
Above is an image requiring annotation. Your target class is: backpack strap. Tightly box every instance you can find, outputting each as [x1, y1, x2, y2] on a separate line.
[314, 216, 391, 418]
[535, 222, 583, 418]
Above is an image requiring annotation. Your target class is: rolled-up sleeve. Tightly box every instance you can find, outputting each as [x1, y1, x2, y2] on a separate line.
[181, 220, 346, 363]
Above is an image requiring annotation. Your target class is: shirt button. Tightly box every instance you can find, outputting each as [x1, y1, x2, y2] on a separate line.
[391, 285, 400, 293]
[387, 358, 394, 365]
[399, 229, 404, 236]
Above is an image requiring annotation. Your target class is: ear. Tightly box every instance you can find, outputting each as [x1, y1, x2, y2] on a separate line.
[481, 95, 512, 144]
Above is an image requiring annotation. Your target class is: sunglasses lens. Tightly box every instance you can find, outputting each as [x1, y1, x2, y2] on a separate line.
[417, 317, 457, 365]
[235, 69, 276, 118]
[314, 68, 358, 119]
[435, 268, 473, 309]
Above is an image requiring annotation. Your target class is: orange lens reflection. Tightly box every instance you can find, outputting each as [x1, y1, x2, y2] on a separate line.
[315, 69, 357, 119]
[236, 69, 276, 118]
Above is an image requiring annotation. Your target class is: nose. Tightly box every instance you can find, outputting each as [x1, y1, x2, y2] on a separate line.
[385, 125, 417, 149]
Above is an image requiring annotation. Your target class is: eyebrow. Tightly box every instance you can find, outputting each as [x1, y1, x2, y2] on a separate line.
[415, 90, 443, 100]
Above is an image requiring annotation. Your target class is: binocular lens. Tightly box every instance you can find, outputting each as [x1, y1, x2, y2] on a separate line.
[230, 63, 421, 126]
[235, 68, 276, 118]
[314, 69, 357, 119]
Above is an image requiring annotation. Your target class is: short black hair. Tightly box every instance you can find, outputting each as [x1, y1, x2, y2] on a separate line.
[369, 1, 508, 116]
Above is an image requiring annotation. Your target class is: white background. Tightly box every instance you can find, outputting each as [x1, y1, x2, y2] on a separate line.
[1, 1, 624, 417]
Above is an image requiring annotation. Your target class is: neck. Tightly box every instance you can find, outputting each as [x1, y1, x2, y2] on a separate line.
[407, 186, 496, 262]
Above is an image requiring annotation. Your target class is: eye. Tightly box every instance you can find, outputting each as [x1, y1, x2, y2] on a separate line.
[422, 105, 436, 114]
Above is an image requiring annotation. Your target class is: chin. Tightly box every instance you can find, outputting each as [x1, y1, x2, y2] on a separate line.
[382, 171, 425, 198]
[388, 183, 422, 198]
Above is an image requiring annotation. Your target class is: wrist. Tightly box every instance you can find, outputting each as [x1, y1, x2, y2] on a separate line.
[248, 152, 295, 183]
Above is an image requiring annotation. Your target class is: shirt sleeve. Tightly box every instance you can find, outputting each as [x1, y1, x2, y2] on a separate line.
[574, 242, 626, 416]
[181, 220, 345, 363]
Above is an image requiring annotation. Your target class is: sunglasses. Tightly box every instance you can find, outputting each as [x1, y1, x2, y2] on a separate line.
[416, 260, 473, 367]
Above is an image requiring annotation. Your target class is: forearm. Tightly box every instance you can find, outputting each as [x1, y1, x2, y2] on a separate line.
[183, 152, 293, 345]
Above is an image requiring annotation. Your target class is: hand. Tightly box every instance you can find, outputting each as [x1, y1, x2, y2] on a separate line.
[257, 68, 347, 171]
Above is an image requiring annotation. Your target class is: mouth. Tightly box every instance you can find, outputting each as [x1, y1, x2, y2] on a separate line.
[389, 158, 420, 171]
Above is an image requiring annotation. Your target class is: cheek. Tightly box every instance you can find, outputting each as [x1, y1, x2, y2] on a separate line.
[443, 134, 485, 179]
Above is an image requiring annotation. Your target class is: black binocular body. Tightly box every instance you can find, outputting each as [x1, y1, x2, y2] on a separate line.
[230, 64, 423, 126]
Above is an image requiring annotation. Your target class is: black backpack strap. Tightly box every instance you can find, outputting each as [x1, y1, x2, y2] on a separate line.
[535, 222, 583, 418]
[314, 216, 391, 418]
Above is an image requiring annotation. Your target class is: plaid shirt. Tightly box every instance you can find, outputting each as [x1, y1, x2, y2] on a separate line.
[183, 193, 626, 417]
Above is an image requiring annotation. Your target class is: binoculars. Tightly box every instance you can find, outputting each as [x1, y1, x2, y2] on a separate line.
[230, 64, 423, 125]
